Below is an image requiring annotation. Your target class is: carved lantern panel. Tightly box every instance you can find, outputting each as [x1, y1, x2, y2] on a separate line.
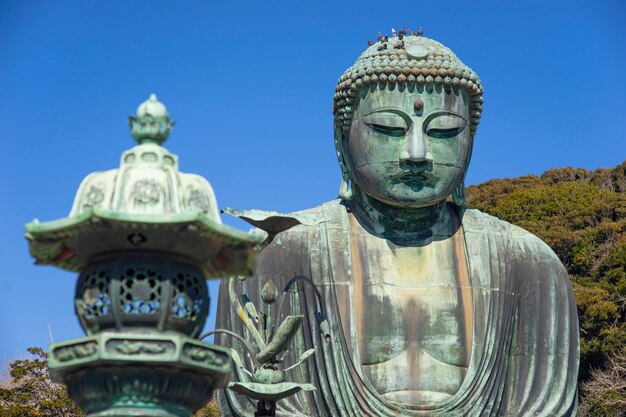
[75, 253, 208, 337]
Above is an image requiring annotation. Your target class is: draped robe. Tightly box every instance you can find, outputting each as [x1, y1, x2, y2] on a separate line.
[215, 200, 579, 416]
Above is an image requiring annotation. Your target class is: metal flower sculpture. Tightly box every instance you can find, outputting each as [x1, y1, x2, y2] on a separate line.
[202, 276, 327, 416]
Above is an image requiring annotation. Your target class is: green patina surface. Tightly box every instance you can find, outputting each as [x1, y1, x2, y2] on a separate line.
[49, 331, 230, 370]
[26, 95, 263, 417]
[26, 207, 262, 278]
[216, 32, 579, 417]
[207, 277, 317, 415]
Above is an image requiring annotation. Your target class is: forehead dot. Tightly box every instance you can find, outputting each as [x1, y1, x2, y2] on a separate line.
[414, 99, 424, 112]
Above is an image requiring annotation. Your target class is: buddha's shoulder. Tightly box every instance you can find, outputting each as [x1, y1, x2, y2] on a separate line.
[462, 208, 559, 261]
[222, 200, 343, 245]
[289, 202, 556, 250]
[288, 199, 346, 219]
[462, 207, 528, 235]
[274, 199, 347, 236]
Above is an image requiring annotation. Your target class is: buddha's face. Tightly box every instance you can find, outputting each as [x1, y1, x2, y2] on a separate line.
[345, 84, 472, 208]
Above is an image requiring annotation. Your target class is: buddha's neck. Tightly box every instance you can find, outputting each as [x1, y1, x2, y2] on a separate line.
[347, 189, 449, 245]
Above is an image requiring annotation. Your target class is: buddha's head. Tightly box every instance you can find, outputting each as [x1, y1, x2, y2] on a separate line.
[333, 34, 483, 208]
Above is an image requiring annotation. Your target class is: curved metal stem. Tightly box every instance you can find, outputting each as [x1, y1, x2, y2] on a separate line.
[229, 277, 266, 349]
[200, 329, 257, 366]
[272, 275, 326, 342]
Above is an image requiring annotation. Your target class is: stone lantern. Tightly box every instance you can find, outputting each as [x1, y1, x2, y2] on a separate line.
[25, 94, 263, 417]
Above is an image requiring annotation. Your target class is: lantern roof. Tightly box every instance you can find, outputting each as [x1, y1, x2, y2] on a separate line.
[25, 94, 262, 278]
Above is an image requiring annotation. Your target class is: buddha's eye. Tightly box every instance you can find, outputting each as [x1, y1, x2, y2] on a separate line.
[362, 113, 408, 137]
[366, 124, 407, 136]
[425, 114, 467, 139]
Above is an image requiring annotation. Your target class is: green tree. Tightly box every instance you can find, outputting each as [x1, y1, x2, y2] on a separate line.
[0, 347, 82, 417]
[0, 346, 222, 417]
[467, 160, 626, 412]
[578, 347, 626, 416]
[193, 399, 220, 417]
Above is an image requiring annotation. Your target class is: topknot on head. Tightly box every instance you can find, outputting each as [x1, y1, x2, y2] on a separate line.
[334, 32, 484, 136]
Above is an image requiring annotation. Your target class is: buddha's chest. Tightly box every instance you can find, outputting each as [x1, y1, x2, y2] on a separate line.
[350, 234, 473, 402]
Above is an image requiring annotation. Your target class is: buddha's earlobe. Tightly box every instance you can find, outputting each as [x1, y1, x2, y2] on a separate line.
[454, 134, 473, 207]
[452, 180, 466, 206]
[339, 173, 354, 200]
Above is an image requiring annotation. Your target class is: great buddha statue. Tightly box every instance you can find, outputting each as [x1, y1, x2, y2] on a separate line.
[216, 32, 579, 416]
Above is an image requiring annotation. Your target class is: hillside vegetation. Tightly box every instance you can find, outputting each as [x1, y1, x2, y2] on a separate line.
[467, 160, 626, 415]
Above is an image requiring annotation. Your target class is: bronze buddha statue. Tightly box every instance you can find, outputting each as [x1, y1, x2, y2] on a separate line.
[216, 33, 579, 416]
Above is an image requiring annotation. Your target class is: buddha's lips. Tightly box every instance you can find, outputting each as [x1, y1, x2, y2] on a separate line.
[391, 170, 438, 183]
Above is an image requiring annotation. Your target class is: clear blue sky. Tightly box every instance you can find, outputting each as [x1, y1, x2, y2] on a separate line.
[1, 0, 625, 362]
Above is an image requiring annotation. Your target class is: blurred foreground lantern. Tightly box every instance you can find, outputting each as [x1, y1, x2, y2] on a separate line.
[25, 94, 263, 417]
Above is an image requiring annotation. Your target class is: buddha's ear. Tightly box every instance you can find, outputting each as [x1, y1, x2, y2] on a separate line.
[333, 124, 348, 171]
[453, 133, 475, 207]
[334, 124, 354, 200]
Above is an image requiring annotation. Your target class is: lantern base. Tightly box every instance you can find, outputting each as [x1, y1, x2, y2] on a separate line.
[49, 332, 230, 417]
[85, 405, 184, 417]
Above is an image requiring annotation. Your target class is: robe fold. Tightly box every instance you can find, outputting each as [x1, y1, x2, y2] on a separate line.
[216, 200, 579, 416]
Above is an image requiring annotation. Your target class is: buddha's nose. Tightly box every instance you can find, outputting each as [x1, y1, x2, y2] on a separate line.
[400, 126, 433, 163]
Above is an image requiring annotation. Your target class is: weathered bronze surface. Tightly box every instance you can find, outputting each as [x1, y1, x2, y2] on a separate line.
[205, 276, 317, 416]
[26, 95, 264, 417]
[216, 33, 579, 416]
